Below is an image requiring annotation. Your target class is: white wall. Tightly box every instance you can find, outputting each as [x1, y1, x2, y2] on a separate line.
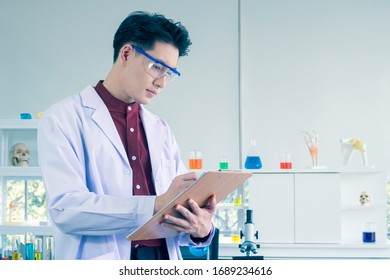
[240, 0, 390, 170]
[0, 0, 240, 170]
[2, 0, 390, 172]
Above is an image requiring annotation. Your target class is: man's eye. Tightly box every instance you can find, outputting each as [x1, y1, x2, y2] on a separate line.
[152, 63, 164, 72]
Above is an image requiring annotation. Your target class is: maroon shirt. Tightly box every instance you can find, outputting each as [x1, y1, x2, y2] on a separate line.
[95, 81, 163, 247]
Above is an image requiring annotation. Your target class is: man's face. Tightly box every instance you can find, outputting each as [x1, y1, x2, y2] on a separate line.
[118, 41, 179, 104]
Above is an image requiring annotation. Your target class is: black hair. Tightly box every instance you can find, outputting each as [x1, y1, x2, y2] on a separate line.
[113, 11, 192, 62]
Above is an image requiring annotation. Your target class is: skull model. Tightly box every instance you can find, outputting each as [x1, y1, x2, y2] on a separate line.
[9, 143, 31, 167]
[359, 191, 371, 207]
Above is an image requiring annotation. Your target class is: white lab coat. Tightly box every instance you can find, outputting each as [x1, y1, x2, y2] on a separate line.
[37, 85, 213, 259]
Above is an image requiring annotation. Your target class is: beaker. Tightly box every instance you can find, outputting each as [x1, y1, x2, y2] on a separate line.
[362, 222, 376, 243]
[219, 156, 229, 170]
[189, 150, 202, 169]
[244, 139, 262, 169]
[231, 229, 241, 244]
[280, 153, 292, 169]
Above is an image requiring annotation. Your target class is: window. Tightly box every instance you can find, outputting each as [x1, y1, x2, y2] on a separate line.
[212, 182, 249, 243]
[1, 177, 47, 250]
[2, 177, 47, 223]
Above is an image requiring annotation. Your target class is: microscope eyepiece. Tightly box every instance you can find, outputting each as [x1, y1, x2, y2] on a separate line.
[245, 209, 253, 224]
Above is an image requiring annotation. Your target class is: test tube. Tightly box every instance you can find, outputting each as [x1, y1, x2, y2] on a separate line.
[1, 249, 8, 260]
[280, 153, 286, 169]
[189, 151, 196, 169]
[47, 237, 54, 260]
[285, 153, 292, 169]
[195, 151, 202, 169]
[25, 233, 35, 260]
[11, 236, 20, 260]
[34, 238, 43, 260]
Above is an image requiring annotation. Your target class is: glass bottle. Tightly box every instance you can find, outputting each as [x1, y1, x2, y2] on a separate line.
[25, 232, 35, 260]
[11, 236, 21, 260]
[244, 139, 262, 169]
[34, 238, 43, 260]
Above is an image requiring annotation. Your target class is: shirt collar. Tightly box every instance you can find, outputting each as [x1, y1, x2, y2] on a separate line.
[94, 80, 139, 114]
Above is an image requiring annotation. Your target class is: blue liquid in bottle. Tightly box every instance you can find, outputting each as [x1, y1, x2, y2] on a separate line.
[25, 243, 35, 260]
[189, 246, 208, 257]
[245, 156, 262, 169]
[244, 139, 262, 169]
[363, 232, 376, 243]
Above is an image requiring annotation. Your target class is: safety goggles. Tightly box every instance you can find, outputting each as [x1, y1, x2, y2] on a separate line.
[132, 45, 180, 82]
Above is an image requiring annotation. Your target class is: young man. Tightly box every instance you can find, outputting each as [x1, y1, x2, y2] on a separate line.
[38, 11, 216, 260]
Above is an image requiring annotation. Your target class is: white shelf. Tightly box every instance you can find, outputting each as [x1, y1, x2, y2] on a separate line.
[0, 166, 41, 176]
[0, 223, 52, 236]
[250, 167, 387, 174]
[216, 202, 248, 209]
[251, 169, 338, 174]
[219, 240, 390, 259]
[0, 119, 39, 129]
[341, 205, 382, 211]
[220, 239, 390, 248]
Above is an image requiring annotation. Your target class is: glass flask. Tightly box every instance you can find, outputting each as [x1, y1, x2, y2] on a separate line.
[189, 245, 208, 257]
[244, 139, 262, 169]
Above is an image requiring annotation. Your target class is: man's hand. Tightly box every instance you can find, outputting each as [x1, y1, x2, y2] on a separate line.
[154, 172, 197, 214]
[160, 194, 217, 239]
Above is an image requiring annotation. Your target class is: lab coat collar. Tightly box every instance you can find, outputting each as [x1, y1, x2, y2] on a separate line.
[79, 85, 129, 168]
[79, 85, 165, 186]
[139, 105, 165, 190]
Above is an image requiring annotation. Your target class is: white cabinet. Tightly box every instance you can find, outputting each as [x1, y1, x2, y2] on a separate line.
[248, 173, 295, 243]
[248, 171, 341, 244]
[340, 171, 387, 244]
[243, 169, 390, 258]
[295, 173, 341, 243]
[0, 119, 53, 259]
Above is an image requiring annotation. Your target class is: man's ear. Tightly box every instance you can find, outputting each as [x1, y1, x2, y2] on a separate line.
[120, 44, 133, 63]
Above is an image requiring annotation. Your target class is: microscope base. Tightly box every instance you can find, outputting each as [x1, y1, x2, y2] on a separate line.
[232, 256, 264, 260]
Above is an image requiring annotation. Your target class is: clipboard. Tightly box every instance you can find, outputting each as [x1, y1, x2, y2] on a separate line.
[126, 170, 252, 241]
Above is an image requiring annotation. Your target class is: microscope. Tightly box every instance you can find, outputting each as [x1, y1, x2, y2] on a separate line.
[233, 209, 263, 260]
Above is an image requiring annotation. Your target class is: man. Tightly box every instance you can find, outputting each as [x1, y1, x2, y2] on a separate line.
[38, 11, 216, 260]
